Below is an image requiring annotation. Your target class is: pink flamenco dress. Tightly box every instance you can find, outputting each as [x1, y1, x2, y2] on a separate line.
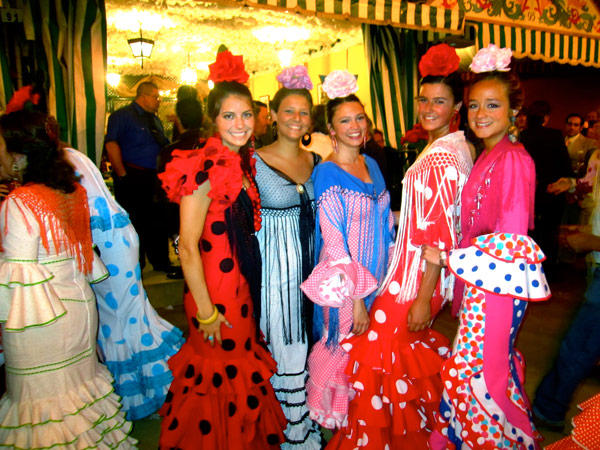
[545, 392, 600, 449]
[431, 136, 549, 450]
[327, 131, 473, 449]
[158, 136, 286, 450]
[300, 156, 395, 430]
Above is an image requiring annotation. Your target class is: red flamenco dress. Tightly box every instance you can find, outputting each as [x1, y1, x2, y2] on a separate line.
[158, 137, 286, 449]
[546, 393, 600, 450]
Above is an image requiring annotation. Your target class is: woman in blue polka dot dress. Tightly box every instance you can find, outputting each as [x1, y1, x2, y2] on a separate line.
[423, 45, 551, 450]
[64, 146, 184, 420]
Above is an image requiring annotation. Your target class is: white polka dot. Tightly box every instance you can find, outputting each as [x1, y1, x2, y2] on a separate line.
[442, 428, 448, 436]
[424, 186, 433, 199]
[388, 281, 401, 295]
[382, 395, 390, 403]
[368, 330, 378, 341]
[374, 309, 386, 323]
[438, 346, 449, 356]
[385, 445, 390, 450]
[371, 395, 383, 410]
[444, 410, 451, 418]
[399, 402, 406, 408]
[341, 343, 353, 352]
[514, 299, 520, 306]
[391, 352, 396, 364]
[461, 430, 468, 438]
[445, 166, 458, 180]
[395, 379, 408, 394]
[477, 437, 485, 445]
[449, 368, 458, 377]
[361, 432, 369, 446]
[459, 402, 467, 411]
[353, 381, 364, 390]
[445, 380, 453, 389]
[517, 310, 522, 317]
[358, 419, 367, 426]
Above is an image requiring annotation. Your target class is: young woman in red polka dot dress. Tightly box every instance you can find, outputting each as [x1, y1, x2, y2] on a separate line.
[158, 51, 286, 449]
[327, 44, 473, 449]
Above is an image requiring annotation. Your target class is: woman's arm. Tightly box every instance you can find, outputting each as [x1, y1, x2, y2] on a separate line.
[179, 182, 230, 346]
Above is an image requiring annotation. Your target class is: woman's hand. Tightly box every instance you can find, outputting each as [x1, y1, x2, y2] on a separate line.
[198, 313, 232, 347]
[352, 299, 370, 335]
[421, 244, 442, 266]
[407, 299, 431, 332]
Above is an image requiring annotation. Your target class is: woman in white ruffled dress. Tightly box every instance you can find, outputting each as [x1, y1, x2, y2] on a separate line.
[0, 110, 135, 448]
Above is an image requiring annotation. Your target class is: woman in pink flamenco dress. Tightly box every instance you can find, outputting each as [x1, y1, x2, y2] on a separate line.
[424, 45, 551, 450]
[328, 44, 473, 449]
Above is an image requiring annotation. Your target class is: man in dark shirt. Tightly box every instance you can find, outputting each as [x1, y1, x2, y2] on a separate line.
[105, 81, 181, 277]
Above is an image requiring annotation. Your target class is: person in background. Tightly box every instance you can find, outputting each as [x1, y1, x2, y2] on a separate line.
[300, 104, 334, 160]
[515, 106, 528, 132]
[301, 70, 395, 431]
[0, 110, 136, 448]
[105, 81, 181, 278]
[329, 43, 473, 449]
[424, 44, 549, 450]
[158, 50, 286, 449]
[254, 100, 274, 148]
[169, 85, 199, 142]
[565, 113, 597, 179]
[255, 65, 322, 449]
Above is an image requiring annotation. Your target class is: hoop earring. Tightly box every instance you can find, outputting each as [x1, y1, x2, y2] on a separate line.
[301, 133, 312, 147]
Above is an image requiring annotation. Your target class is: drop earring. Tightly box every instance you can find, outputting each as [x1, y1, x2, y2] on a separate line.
[301, 133, 312, 147]
[508, 114, 519, 143]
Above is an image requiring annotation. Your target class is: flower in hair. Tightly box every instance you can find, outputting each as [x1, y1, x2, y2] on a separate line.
[322, 70, 358, 99]
[418, 43, 460, 78]
[5, 85, 40, 114]
[277, 65, 313, 90]
[208, 50, 249, 84]
[470, 44, 512, 73]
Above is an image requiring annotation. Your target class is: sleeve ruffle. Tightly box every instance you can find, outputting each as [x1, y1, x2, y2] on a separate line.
[300, 256, 378, 307]
[448, 232, 550, 301]
[158, 137, 242, 206]
[87, 251, 109, 284]
[0, 261, 66, 331]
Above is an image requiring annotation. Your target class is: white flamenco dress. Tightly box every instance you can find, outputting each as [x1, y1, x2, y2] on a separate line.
[0, 187, 136, 449]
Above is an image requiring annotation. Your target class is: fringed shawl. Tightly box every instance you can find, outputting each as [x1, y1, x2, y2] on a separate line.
[2, 183, 93, 274]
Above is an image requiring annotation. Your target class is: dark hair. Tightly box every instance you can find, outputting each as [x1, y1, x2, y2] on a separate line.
[469, 71, 524, 110]
[207, 81, 253, 122]
[253, 100, 267, 110]
[373, 129, 384, 137]
[326, 94, 363, 127]
[420, 72, 463, 104]
[527, 101, 550, 127]
[312, 104, 328, 134]
[136, 81, 158, 98]
[176, 98, 203, 130]
[270, 88, 314, 114]
[566, 113, 583, 124]
[0, 111, 79, 193]
[176, 85, 198, 102]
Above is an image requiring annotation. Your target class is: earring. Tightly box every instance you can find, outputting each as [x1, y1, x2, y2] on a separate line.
[363, 135, 367, 150]
[301, 133, 312, 147]
[271, 122, 278, 141]
[508, 115, 519, 144]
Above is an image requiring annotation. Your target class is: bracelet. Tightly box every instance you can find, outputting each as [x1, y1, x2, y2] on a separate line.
[196, 306, 219, 325]
[439, 251, 448, 268]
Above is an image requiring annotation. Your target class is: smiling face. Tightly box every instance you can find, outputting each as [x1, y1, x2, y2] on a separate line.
[417, 82, 460, 141]
[468, 78, 513, 150]
[271, 94, 311, 142]
[215, 94, 255, 152]
[329, 101, 368, 150]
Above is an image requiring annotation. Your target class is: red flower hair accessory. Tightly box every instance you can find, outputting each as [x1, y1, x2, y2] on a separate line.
[5, 85, 41, 114]
[208, 51, 249, 84]
[418, 43, 460, 78]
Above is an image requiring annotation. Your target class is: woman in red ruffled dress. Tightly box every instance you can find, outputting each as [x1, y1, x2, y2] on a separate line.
[158, 51, 286, 449]
[328, 44, 473, 449]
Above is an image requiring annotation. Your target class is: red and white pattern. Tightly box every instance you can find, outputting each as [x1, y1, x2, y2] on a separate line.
[546, 393, 600, 450]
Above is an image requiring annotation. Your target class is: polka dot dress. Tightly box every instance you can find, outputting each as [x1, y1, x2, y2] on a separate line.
[435, 233, 550, 450]
[158, 139, 286, 449]
[546, 392, 600, 449]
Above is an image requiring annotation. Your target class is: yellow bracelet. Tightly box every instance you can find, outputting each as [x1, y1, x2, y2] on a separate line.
[196, 306, 219, 325]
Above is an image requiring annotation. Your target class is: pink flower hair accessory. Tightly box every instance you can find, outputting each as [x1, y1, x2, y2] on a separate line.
[470, 44, 512, 73]
[277, 65, 313, 90]
[322, 70, 358, 99]
[418, 43, 460, 78]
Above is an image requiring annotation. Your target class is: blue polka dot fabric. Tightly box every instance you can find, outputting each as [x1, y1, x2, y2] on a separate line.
[448, 233, 551, 301]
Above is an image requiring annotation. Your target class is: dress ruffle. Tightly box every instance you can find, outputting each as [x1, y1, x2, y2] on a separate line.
[0, 363, 136, 449]
[0, 261, 66, 331]
[160, 340, 287, 449]
[328, 329, 450, 448]
[546, 393, 600, 450]
[449, 233, 550, 302]
[301, 257, 378, 307]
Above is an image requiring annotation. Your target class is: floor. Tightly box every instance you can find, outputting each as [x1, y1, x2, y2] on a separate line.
[131, 259, 599, 448]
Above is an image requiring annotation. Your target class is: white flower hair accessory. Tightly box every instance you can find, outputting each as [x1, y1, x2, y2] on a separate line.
[322, 70, 358, 99]
[277, 65, 313, 90]
[470, 44, 512, 73]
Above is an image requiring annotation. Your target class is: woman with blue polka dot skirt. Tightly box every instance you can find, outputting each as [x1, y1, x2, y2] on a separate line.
[64, 147, 184, 420]
[424, 45, 551, 450]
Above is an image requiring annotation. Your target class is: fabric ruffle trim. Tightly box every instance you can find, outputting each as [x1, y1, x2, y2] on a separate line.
[546, 392, 600, 450]
[0, 261, 66, 331]
[0, 364, 136, 449]
[300, 257, 378, 307]
[449, 233, 550, 301]
[87, 252, 109, 284]
[159, 136, 244, 207]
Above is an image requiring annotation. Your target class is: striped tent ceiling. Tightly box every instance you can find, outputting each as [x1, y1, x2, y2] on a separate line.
[471, 22, 600, 69]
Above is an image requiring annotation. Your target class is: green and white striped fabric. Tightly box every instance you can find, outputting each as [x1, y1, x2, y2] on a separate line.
[25, 0, 107, 165]
[363, 25, 416, 149]
[0, 31, 13, 112]
[244, 0, 464, 33]
[472, 21, 600, 68]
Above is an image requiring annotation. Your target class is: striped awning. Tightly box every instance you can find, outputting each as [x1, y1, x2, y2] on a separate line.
[239, 0, 464, 33]
[472, 21, 600, 68]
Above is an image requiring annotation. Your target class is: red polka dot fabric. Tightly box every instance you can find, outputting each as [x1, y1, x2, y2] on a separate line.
[546, 393, 600, 450]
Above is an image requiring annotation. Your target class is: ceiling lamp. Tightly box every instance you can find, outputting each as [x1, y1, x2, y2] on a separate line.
[277, 49, 293, 67]
[106, 73, 121, 88]
[181, 67, 198, 85]
[127, 27, 154, 69]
